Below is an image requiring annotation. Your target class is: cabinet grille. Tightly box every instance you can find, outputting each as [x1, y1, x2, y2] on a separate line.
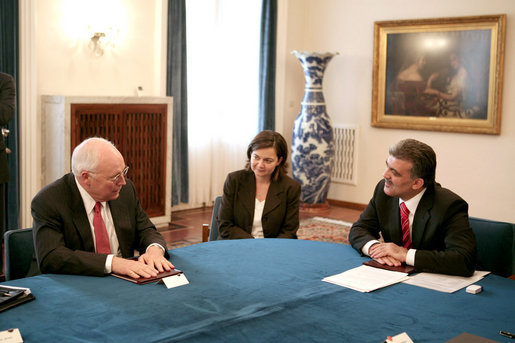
[71, 104, 167, 217]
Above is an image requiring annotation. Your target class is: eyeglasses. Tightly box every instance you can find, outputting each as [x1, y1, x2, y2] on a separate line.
[90, 166, 129, 184]
[108, 166, 129, 183]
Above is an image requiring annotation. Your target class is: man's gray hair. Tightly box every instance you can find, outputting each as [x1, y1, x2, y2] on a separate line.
[389, 138, 436, 188]
[71, 137, 116, 176]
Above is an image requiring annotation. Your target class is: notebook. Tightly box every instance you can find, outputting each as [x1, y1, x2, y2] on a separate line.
[363, 260, 416, 274]
[0, 285, 35, 312]
[112, 269, 183, 284]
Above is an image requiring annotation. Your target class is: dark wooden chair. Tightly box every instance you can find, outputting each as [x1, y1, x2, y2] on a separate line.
[202, 196, 222, 242]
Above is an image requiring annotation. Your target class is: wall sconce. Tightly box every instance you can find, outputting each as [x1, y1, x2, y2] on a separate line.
[87, 26, 120, 57]
[89, 32, 106, 56]
[61, 1, 125, 57]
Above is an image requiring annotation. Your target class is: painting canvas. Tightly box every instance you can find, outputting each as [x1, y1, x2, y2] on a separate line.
[372, 15, 506, 134]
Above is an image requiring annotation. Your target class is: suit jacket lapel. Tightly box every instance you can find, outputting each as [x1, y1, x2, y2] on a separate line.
[109, 198, 131, 257]
[412, 188, 433, 247]
[239, 171, 256, 218]
[263, 180, 281, 217]
[66, 174, 96, 252]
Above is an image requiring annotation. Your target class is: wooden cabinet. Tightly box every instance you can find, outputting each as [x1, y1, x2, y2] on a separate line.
[71, 103, 168, 218]
[42, 96, 173, 227]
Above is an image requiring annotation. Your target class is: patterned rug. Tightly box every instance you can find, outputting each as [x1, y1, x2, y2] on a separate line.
[166, 216, 353, 250]
[297, 217, 352, 245]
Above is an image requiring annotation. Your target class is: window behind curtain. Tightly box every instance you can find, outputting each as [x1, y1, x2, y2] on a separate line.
[186, 0, 260, 206]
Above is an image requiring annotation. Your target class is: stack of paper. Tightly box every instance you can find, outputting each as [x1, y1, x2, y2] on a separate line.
[402, 270, 490, 293]
[322, 265, 410, 292]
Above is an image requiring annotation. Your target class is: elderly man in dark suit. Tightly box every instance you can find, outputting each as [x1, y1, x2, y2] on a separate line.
[32, 137, 174, 278]
[349, 139, 476, 276]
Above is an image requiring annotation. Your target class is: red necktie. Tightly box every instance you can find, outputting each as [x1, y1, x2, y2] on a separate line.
[400, 202, 412, 249]
[94, 202, 111, 254]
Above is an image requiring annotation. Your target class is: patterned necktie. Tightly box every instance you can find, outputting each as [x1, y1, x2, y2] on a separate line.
[93, 202, 111, 254]
[400, 202, 412, 249]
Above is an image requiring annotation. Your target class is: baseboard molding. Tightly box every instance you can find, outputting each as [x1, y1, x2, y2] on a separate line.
[327, 199, 367, 211]
[172, 199, 367, 213]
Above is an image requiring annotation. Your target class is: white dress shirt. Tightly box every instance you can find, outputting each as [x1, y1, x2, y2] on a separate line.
[74, 177, 166, 273]
[251, 198, 265, 239]
[75, 177, 119, 273]
[363, 188, 427, 266]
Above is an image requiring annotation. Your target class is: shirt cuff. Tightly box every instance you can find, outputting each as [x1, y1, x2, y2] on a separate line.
[105, 254, 114, 274]
[362, 240, 381, 256]
[405, 249, 416, 266]
[146, 243, 166, 254]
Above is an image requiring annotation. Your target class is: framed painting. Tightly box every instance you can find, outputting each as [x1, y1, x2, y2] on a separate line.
[371, 14, 506, 135]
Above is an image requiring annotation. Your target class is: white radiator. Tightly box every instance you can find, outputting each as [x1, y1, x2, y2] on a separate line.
[332, 124, 359, 185]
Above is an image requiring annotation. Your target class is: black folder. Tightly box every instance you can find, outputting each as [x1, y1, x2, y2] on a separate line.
[0, 285, 35, 312]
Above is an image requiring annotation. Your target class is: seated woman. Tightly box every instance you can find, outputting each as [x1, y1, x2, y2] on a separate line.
[424, 52, 469, 118]
[218, 130, 301, 239]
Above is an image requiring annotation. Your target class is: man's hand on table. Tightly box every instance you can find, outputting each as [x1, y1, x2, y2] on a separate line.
[369, 242, 407, 266]
[111, 246, 174, 278]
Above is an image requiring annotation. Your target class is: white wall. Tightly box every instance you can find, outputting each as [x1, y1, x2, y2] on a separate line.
[20, 0, 514, 226]
[19, 0, 168, 227]
[277, 0, 515, 222]
[36, 0, 167, 97]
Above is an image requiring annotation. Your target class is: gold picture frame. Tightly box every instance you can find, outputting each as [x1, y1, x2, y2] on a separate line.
[371, 14, 506, 135]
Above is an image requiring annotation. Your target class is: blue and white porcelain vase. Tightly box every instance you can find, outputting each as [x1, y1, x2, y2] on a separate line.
[291, 51, 337, 205]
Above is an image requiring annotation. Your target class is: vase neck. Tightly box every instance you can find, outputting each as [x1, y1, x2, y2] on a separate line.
[304, 77, 324, 89]
[296, 54, 334, 89]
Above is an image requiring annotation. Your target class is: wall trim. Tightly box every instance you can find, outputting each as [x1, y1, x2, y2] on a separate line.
[171, 198, 367, 214]
[327, 199, 366, 211]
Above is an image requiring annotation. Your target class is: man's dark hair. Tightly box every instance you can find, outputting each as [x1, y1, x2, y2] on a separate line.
[389, 138, 436, 188]
[245, 130, 288, 181]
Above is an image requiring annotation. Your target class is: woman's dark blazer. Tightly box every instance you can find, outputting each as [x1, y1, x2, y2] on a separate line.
[218, 169, 301, 239]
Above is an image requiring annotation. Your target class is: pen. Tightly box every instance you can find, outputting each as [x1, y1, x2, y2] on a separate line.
[500, 331, 515, 339]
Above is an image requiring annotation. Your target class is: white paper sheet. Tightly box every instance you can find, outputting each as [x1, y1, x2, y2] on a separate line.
[385, 332, 414, 343]
[402, 270, 490, 293]
[322, 265, 410, 292]
[0, 328, 23, 343]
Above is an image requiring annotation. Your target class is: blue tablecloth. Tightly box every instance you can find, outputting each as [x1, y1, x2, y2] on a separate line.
[1, 239, 514, 342]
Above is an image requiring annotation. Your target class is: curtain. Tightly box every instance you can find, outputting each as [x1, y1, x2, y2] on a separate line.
[167, 0, 189, 205]
[0, 0, 20, 231]
[186, 0, 260, 207]
[257, 0, 277, 131]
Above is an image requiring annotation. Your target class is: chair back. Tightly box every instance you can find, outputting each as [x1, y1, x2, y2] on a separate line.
[469, 217, 514, 277]
[4, 228, 38, 281]
[209, 196, 223, 241]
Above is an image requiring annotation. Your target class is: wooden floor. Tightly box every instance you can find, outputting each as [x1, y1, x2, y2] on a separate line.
[160, 204, 363, 249]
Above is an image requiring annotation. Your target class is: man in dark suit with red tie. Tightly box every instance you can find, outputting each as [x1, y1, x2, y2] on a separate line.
[31, 137, 174, 278]
[349, 139, 477, 276]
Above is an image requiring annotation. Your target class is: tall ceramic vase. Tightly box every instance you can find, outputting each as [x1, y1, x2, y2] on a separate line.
[291, 51, 337, 206]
